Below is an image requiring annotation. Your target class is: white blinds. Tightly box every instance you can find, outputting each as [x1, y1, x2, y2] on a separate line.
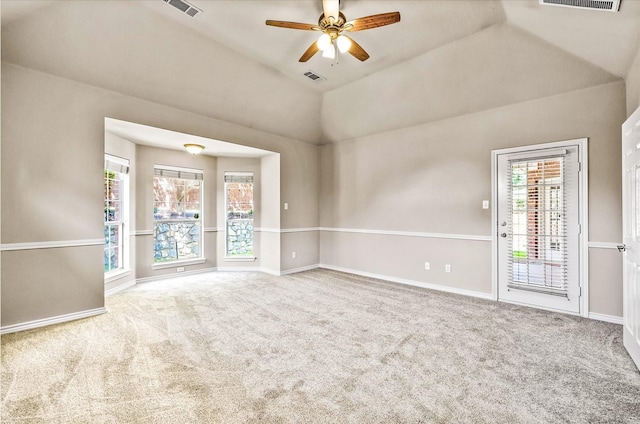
[506, 153, 568, 296]
[105, 155, 129, 174]
[224, 173, 253, 183]
[154, 167, 203, 181]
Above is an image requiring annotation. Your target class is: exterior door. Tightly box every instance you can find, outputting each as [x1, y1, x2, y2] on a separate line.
[496, 143, 582, 314]
[622, 106, 640, 370]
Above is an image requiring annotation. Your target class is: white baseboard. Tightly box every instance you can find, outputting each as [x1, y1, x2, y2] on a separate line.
[318, 264, 494, 301]
[498, 298, 581, 317]
[280, 264, 321, 275]
[318, 265, 621, 324]
[588, 312, 623, 325]
[105, 280, 136, 297]
[216, 266, 280, 275]
[259, 267, 282, 276]
[135, 267, 218, 284]
[0, 307, 107, 335]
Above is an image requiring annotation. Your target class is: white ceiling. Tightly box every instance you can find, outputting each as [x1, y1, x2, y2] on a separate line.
[136, 0, 639, 92]
[105, 118, 274, 158]
[136, 0, 508, 92]
[2, 0, 639, 92]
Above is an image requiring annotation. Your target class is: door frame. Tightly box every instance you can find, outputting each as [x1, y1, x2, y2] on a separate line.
[491, 138, 589, 317]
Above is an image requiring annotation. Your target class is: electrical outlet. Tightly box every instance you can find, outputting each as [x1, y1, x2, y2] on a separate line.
[292, 251, 296, 259]
[284, 202, 289, 210]
[177, 267, 185, 272]
[424, 262, 430, 270]
[482, 200, 490, 209]
[445, 264, 451, 273]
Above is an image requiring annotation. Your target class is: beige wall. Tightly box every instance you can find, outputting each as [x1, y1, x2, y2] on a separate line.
[281, 231, 319, 272]
[320, 81, 626, 317]
[0, 63, 320, 328]
[627, 45, 640, 117]
[320, 232, 492, 295]
[2, 247, 104, 326]
[260, 154, 282, 272]
[1, 65, 105, 326]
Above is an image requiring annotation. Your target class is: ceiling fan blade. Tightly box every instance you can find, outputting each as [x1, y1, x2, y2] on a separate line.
[322, 0, 340, 20]
[265, 20, 318, 31]
[299, 41, 320, 62]
[344, 12, 401, 32]
[344, 36, 369, 61]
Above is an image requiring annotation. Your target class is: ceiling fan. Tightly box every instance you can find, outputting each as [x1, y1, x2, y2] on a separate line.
[265, 0, 400, 62]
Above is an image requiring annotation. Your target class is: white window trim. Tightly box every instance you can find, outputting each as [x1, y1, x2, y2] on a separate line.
[153, 164, 203, 174]
[224, 172, 255, 258]
[153, 165, 205, 264]
[105, 269, 132, 284]
[491, 138, 589, 317]
[104, 155, 130, 281]
[223, 256, 257, 262]
[152, 258, 206, 270]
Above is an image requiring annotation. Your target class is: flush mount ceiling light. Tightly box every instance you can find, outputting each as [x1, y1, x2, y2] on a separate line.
[184, 144, 205, 155]
[266, 0, 400, 63]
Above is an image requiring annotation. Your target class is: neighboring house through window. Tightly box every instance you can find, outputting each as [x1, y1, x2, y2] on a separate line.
[225, 172, 254, 257]
[153, 165, 203, 263]
[104, 155, 129, 276]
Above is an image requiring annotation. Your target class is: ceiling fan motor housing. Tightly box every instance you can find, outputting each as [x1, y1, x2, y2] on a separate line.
[319, 11, 347, 37]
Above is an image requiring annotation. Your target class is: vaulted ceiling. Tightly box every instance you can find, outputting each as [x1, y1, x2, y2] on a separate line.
[2, 0, 639, 145]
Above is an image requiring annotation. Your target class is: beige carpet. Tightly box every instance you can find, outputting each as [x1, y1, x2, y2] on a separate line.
[2, 269, 640, 423]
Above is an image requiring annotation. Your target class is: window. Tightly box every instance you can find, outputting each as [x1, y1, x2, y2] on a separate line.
[225, 172, 254, 257]
[104, 155, 129, 275]
[508, 157, 566, 292]
[153, 166, 203, 263]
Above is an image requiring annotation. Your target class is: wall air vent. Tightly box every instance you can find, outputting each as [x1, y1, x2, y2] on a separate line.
[163, 0, 202, 17]
[303, 70, 326, 82]
[539, 0, 621, 12]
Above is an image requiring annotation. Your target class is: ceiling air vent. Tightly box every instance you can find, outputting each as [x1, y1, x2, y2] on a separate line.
[163, 0, 202, 17]
[303, 70, 326, 82]
[539, 0, 621, 12]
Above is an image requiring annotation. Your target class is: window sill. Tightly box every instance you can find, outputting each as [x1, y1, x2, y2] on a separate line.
[152, 258, 206, 270]
[104, 269, 131, 284]
[223, 256, 257, 262]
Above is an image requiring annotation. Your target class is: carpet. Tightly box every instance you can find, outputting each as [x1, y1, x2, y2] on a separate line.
[2, 269, 640, 423]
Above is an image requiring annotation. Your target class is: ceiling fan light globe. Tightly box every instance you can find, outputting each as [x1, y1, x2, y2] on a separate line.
[322, 43, 336, 59]
[336, 35, 351, 53]
[317, 33, 331, 51]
